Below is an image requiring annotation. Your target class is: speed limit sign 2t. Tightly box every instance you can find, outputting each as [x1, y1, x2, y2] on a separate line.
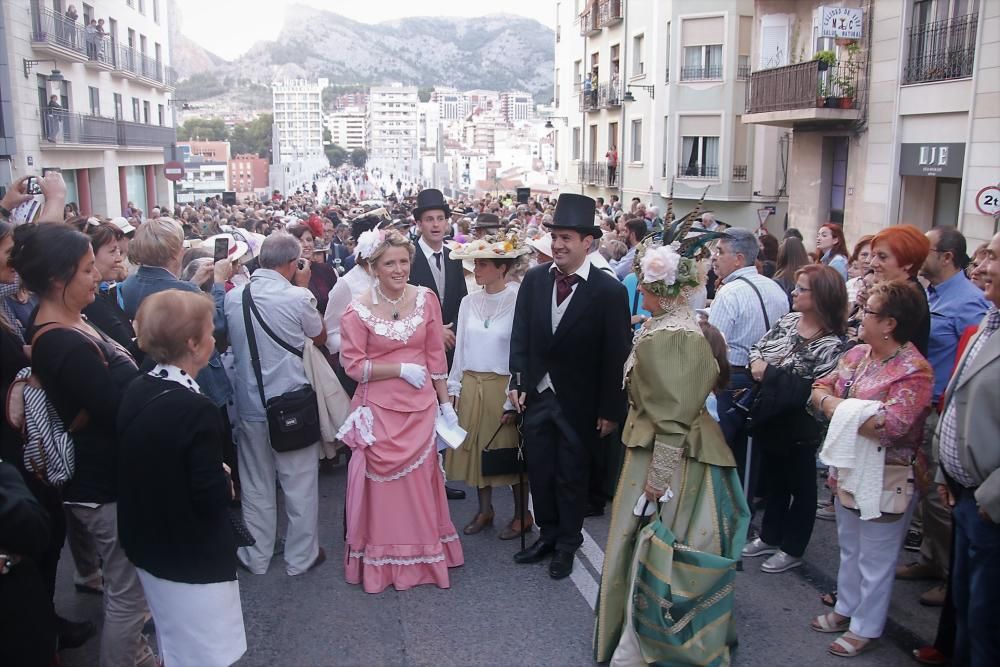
[976, 185, 1000, 216]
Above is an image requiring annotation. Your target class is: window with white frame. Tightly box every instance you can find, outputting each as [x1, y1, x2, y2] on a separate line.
[664, 23, 671, 82]
[632, 34, 645, 76]
[759, 15, 790, 69]
[630, 119, 643, 162]
[88, 87, 100, 116]
[682, 45, 723, 80]
[679, 136, 719, 177]
[572, 127, 581, 160]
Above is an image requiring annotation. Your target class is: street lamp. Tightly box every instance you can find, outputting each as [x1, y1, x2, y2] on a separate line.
[623, 84, 656, 102]
[544, 115, 568, 129]
[23, 59, 63, 80]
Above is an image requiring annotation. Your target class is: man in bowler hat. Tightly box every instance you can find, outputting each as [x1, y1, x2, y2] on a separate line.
[507, 193, 630, 579]
[409, 188, 469, 500]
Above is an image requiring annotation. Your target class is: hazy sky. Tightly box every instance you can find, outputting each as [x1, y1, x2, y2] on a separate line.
[174, 0, 556, 60]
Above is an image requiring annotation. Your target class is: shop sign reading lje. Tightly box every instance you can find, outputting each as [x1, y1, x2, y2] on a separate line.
[899, 143, 965, 179]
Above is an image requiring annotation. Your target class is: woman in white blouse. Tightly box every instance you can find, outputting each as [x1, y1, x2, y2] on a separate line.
[323, 228, 378, 392]
[446, 237, 533, 539]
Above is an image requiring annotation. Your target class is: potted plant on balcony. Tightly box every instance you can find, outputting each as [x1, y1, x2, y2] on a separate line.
[834, 42, 861, 109]
[814, 50, 836, 72]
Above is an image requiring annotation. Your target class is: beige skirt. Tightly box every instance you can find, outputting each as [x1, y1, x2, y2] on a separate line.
[445, 371, 522, 488]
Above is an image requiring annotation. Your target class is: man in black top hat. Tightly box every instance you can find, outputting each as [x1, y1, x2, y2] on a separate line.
[470, 212, 502, 239]
[408, 188, 469, 501]
[507, 193, 630, 579]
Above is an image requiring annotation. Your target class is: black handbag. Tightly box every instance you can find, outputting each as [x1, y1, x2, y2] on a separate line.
[480, 420, 524, 478]
[242, 286, 321, 453]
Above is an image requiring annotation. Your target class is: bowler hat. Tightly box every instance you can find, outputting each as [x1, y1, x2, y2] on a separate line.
[546, 194, 600, 238]
[412, 188, 451, 220]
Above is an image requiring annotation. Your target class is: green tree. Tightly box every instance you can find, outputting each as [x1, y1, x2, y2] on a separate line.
[177, 117, 228, 141]
[417, 86, 433, 103]
[230, 113, 273, 157]
[350, 148, 368, 168]
[323, 128, 348, 166]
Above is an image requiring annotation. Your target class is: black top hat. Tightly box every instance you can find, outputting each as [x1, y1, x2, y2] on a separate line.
[547, 193, 601, 238]
[471, 212, 501, 230]
[412, 188, 451, 220]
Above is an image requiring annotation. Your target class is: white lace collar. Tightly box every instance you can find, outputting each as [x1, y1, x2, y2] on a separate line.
[353, 286, 427, 342]
[149, 363, 201, 393]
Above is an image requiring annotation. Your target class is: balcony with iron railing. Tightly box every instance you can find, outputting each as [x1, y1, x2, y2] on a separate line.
[903, 13, 978, 84]
[680, 65, 723, 81]
[732, 165, 748, 182]
[579, 81, 623, 111]
[578, 161, 618, 188]
[597, 0, 623, 27]
[579, 8, 600, 36]
[744, 59, 865, 127]
[39, 109, 175, 149]
[677, 163, 720, 180]
[30, 7, 88, 61]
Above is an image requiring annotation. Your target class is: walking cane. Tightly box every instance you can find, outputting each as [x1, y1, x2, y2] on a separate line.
[516, 414, 527, 553]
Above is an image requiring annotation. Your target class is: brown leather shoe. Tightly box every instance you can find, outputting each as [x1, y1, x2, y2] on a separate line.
[499, 514, 535, 540]
[463, 511, 495, 535]
[895, 561, 943, 581]
[919, 584, 946, 607]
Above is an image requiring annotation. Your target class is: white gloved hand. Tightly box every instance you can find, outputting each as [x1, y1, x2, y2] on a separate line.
[398, 363, 427, 389]
[438, 402, 458, 426]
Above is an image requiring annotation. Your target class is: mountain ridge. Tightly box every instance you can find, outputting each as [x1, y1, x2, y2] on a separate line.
[171, 3, 554, 102]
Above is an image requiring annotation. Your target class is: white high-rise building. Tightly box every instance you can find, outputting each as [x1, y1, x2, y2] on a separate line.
[272, 78, 328, 162]
[326, 108, 367, 152]
[1, 0, 177, 216]
[367, 84, 419, 178]
[501, 91, 534, 124]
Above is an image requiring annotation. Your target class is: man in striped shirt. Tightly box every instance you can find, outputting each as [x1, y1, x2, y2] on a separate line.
[708, 228, 789, 498]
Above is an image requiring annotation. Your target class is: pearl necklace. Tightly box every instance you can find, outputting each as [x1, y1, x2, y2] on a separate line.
[375, 283, 407, 320]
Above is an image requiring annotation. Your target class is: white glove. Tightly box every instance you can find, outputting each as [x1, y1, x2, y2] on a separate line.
[398, 363, 427, 389]
[438, 402, 458, 426]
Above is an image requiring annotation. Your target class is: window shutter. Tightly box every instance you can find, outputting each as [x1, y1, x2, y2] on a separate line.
[759, 16, 790, 69]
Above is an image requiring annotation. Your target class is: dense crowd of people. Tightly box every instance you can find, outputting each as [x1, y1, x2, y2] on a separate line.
[0, 165, 997, 667]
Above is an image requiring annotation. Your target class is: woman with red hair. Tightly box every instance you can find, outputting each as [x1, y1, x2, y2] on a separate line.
[870, 224, 931, 357]
[817, 223, 850, 281]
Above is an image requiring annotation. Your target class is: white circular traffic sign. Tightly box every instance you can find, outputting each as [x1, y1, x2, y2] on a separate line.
[976, 185, 1000, 216]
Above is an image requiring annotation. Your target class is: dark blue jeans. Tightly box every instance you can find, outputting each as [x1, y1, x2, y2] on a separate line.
[951, 487, 1000, 666]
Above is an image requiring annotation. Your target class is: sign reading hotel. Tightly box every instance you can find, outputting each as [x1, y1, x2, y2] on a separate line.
[899, 143, 966, 179]
[820, 7, 864, 39]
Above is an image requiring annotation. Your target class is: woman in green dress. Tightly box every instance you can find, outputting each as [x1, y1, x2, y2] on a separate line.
[594, 230, 751, 666]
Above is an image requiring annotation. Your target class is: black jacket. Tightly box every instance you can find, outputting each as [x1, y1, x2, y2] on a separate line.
[508, 262, 631, 448]
[116, 375, 236, 584]
[409, 243, 467, 328]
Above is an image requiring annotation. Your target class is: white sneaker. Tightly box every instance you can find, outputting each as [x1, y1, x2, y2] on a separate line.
[741, 537, 778, 558]
[761, 550, 803, 573]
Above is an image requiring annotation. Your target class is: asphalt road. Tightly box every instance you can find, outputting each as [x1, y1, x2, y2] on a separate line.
[56, 457, 937, 666]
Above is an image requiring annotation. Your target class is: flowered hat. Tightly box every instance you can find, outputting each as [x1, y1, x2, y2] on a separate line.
[633, 182, 729, 298]
[449, 231, 531, 260]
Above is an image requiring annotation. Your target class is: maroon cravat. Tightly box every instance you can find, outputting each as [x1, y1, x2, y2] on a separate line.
[555, 272, 579, 306]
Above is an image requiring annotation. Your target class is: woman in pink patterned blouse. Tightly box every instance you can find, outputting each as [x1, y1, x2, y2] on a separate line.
[809, 279, 934, 657]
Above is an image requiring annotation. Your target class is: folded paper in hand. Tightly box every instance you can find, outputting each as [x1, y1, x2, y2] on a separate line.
[436, 415, 467, 451]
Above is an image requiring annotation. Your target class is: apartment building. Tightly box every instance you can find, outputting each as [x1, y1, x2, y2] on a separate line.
[0, 0, 177, 216]
[272, 78, 327, 161]
[325, 107, 366, 152]
[742, 0, 996, 246]
[501, 91, 534, 124]
[367, 84, 419, 179]
[553, 0, 779, 227]
[228, 153, 269, 198]
[179, 139, 229, 162]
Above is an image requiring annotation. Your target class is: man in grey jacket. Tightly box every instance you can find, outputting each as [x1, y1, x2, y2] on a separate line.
[934, 231, 1000, 666]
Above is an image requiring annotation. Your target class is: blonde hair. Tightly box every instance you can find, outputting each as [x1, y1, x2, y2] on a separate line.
[128, 217, 184, 267]
[135, 289, 215, 363]
[368, 230, 415, 267]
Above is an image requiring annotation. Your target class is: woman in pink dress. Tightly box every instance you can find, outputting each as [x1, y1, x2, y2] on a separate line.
[336, 230, 464, 593]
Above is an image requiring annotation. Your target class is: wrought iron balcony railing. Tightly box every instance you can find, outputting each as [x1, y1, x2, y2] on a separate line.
[677, 163, 719, 179]
[680, 65, 723, 81]
[903, 13, 978, 84]
[746, 60, 866, 114]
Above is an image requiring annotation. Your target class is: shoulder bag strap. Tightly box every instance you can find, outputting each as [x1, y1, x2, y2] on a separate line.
[242, 287, 270, 411]
[736, 276, 770, 331]
[30, 322, 107, 367]
[119, 387, 181, 433]
[245, 285, 303, 358]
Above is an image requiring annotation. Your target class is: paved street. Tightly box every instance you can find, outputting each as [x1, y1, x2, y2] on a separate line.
[56, 457, 936, 666]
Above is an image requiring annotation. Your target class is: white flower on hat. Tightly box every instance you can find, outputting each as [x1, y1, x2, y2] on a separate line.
[355, 229, 385, 259]
[640, 245, 681, 287]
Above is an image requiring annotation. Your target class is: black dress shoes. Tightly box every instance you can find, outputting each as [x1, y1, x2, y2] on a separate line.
[445, 485, 466, 500]
[513, 538, 555, 564]
[584, 503, 605, 518]
[549, 551, 575, 579]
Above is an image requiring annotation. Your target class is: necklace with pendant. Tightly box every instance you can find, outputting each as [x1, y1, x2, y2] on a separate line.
[479, 289, 510, 329]
[376, 283, 406, 320]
